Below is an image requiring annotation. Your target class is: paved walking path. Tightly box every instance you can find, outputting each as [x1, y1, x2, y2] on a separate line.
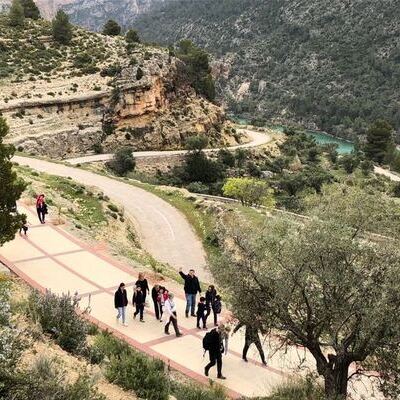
[65, 129, 272, 165]
[0, 204, 313, 398]
[13, 155, 210, 282]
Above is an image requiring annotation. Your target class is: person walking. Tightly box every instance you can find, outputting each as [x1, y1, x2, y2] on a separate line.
[179, 268, 201, 318]
[205, 285, 217, 326]
[114, 283, 128, 326]
[232, 321, 267, 365]
[196, 296, 207, 329]
[158, 287, 168, 321]
[19, 217, 29, 236]
[135, 273, 150, 302]
[203, 324, 227, 379]
[36, 194, 47, 224]
[164, 293, 182, 337]
[151, 284, 161, 320]
[133, 286, 146, 322]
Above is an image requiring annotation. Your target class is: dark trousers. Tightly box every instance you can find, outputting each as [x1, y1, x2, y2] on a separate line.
[205, 351, 222, 377]
[243, 337, 266, 363]
[37, 207, 45, 223]
[205, 306, 217, 326]
[165, 312, 180, 336]
[197, 313, 206, 328]
[153, 299, 161, 320]
[134, 304, 144, 320]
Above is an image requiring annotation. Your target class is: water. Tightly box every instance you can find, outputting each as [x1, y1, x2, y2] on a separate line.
[229, 116, 354, 154]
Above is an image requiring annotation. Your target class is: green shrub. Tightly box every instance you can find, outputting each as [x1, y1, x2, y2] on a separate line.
[173, 382, 227, 400]
[107, 204, 119, 213]
[27, 291, 88, 354]
[106, 147, 136, 176]
[186, 181, 209, 194]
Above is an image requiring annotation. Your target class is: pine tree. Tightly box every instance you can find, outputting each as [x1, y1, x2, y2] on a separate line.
[52, 10, 73, 45]
[364, 120, 394, 164]
[21, 0, 41, 20]
[102, 19, 121, 36]
[8, 0, 25, 27]
[126, 29, 140, 43]
[0, 117, 26, 247]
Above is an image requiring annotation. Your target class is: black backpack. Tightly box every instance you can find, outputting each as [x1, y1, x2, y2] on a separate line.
[202, 329, 216, 352]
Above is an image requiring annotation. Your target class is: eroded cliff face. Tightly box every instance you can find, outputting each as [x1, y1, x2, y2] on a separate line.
[1, 50, 231, 158]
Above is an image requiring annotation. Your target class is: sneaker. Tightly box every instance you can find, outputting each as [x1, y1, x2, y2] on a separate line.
[140, 320, 145, 323]
[123, 323, 128, 327]
[133, 314, 136, 319]
[190, 313, 196, 317]
[243, 357, 248, 363]
[197, 326, 201, 330]
[165, 331, 170, 335]
[176, 333, 183, 337]
[185, 313, 189, 318]
[204, 367, 209, 377]
[262, 361, 267, 366]
[217, 375, 226, 380]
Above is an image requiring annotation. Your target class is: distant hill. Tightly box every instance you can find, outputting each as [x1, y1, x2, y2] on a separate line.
[132, 0, 400, 140]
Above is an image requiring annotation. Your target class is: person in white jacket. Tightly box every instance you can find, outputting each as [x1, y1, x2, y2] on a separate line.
[164, 293, 182, 337]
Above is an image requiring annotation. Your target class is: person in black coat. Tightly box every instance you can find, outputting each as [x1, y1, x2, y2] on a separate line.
[179, 268, 201, 317]
[204, 324, 226, 379]
[205, 285, 217, 326]
[135, 272, 150, 302]
[133, 286, 146, 322]
[114, 283, 128, 326]
[151, 284, 161, 320]
[196, 296, 207, 329]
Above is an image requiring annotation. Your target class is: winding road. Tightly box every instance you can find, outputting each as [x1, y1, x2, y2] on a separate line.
[13, 129, 272, 282]
[66, 129, 272, 165]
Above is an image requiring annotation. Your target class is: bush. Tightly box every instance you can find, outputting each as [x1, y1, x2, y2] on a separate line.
[186, 181, 209, 194]
[102, 19, 121, 36]
[107, 204, 119, 212]
[392, 182, 400, 198]
[126, 29, 140, 43]
[27, 291, 88, 354]
[173, 382, 227, 400]
[92, 332, 169, 400]
[106, 147, 136, 176]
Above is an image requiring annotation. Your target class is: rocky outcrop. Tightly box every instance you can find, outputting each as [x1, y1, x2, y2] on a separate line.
[3, 50, 231, 158]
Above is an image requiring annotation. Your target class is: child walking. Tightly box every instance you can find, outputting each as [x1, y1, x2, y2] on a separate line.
[196, 296, 207, 329]
[133, 286, 146, 322]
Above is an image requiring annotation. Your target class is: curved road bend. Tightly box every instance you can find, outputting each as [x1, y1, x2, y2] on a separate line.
[13, 130, 272, 282]
[66, 129, 272, 165]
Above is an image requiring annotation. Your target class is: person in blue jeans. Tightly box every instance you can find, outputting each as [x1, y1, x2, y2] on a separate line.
[114, 283, 128, 326]
[179, 268, 201, 317]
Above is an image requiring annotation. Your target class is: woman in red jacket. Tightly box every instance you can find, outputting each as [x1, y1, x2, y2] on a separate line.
[36, 194, 47, 224]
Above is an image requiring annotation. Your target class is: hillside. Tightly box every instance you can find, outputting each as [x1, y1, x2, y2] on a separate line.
[0, 14, 235, 158]
[131, 0, 400, 140]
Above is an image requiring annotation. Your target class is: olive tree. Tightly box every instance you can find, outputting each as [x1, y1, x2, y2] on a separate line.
[211, 184, 400, 399]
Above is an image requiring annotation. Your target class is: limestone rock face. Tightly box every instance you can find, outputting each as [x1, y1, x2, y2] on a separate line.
[2, 49, 230, 158]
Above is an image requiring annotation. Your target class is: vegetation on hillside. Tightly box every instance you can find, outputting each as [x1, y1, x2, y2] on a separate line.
[134, 0, 400, 139]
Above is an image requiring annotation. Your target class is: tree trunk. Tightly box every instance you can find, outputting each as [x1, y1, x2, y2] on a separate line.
[324, 362, 350, 400]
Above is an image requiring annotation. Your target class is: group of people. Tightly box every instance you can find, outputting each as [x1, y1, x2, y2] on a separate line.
[113, 268, 267, 379]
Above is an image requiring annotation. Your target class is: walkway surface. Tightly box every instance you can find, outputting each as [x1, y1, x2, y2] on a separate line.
[13, 155, 210, 282]
[65, 129, 272, 165]
[0, 204, 311, 398]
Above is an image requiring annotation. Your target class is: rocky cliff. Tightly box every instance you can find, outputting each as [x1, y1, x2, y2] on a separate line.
[0, 16, 234, 158]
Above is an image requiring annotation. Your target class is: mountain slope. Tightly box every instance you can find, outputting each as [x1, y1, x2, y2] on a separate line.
[0, 14, 233, 158]
[133, 0, 400, 139]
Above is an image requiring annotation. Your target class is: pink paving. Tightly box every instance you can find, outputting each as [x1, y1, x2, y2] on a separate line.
[0, 205, 381, 398]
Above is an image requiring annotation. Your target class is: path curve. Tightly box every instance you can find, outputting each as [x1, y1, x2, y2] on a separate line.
[66, 129, 272, 165]
[374, 166, 400, 182]
[13, 155, 210, 281]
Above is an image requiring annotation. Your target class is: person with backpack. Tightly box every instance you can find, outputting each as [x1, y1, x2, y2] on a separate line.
[213, 295, 222, 326]
[164, 292, 182, 337]
[179, 268, 201, 318]
[232, 320, 267, 365]
[132, 285, 146, 322]
[114, 283, 128, 326]
[203, 324, 227, 379]
[205, 285, 217, 326]
[36, 194, 47, 224]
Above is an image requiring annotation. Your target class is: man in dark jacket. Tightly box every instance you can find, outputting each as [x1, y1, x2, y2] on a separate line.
[232, 321, 267, 365]
[179, 268, 201, 317]
[151, 284, 162, 320]
[204, 324, 226, 379]
[114, 282, 128, 326]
